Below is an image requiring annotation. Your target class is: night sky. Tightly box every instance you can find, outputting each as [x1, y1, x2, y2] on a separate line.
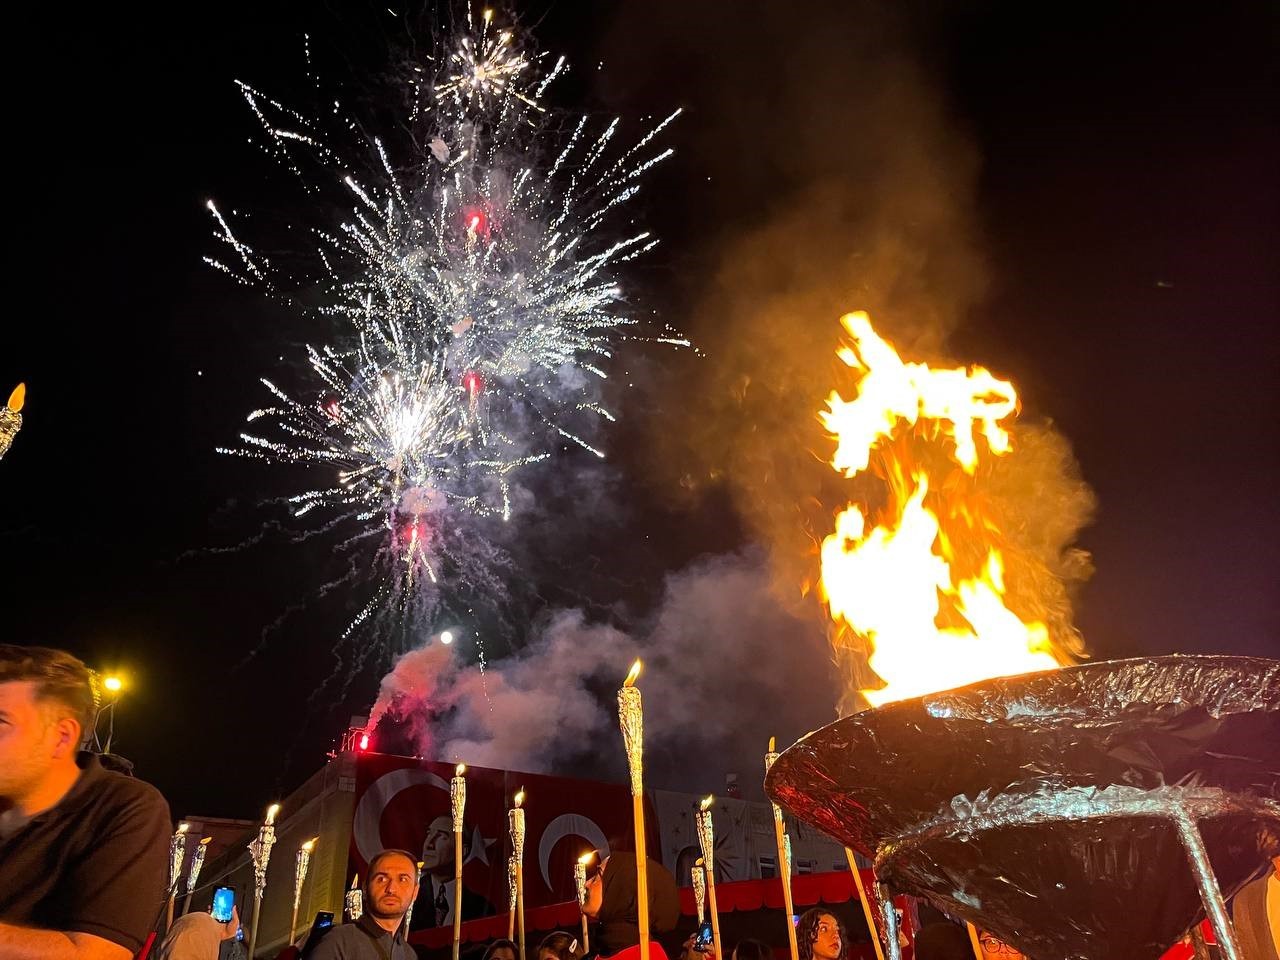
[2, 1, 1276, 820]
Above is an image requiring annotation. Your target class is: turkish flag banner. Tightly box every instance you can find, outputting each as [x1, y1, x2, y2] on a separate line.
[348, 753, 653, 925]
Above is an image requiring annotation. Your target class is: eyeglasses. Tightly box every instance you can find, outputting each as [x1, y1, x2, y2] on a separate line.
[978, 936, 1017, 955]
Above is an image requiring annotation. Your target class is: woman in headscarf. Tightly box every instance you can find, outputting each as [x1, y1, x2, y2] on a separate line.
[580, 852, 681, 960]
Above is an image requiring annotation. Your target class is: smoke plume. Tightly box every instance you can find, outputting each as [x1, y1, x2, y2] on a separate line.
[371, 549, 838, 793]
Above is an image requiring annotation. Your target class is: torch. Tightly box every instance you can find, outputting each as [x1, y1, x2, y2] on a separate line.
[507, 854, 518, 941]
[765, 739, 800, 960]
[0, 383, 24, 459]
[843, 848, 886, 960]
[345, 874, 363, 921]
[404, 861, 425, 931]
[574, 852, 594, 954]
[290, 837, 318, 944]
[181, 836, 213, 916]
[452, 764, 467, 960]
[247, 802, 281, 960]
[166, 822, 189, 929]
[509, 789, 527, 960]
[693, 859, 706, 927]
[966, 923, 985, 960]
[617, 660, 652, 960]
[695, 797, 723, 960]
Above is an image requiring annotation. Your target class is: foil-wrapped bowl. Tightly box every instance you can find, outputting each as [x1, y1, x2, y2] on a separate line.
[765, 655, 1280, 960]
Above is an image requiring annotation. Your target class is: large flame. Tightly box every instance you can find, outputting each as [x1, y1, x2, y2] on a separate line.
[819, 312, 1068, 708]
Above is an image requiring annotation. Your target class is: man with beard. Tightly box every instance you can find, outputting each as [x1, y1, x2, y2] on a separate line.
[409, 815, 492, 932]
[310, 850, 418, 959]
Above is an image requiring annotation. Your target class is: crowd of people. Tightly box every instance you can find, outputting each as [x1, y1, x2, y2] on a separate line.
[2, 644, 1277, 960]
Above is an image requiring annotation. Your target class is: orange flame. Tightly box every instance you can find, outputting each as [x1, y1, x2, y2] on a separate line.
[819, 312, 1068, 708]
[623, 659, 642, 688]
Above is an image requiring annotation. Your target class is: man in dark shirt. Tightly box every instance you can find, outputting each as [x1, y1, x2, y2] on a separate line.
[310, 849, 419, 960]
[0, 644, 172, 960]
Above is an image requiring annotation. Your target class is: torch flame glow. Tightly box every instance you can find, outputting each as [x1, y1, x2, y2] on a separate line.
[700, 795, 714, 812]
[819, 312, 1070, 708]
[623, 659, 642, 687]
[6, 383, 24, 413]
[456, 763, 466, 776]
[578, 851, 595, 865]
[514, 789, 525, 808]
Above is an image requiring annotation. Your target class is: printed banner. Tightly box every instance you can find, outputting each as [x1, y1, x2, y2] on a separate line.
[349, 754, 648, 931]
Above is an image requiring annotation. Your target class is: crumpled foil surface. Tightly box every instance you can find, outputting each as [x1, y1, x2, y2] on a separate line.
[765, 655, 1280, 960]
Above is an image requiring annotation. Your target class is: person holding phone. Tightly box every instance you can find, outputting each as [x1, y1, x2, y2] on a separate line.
[154, 893, 243, 960]
[0, 645, 171, 960]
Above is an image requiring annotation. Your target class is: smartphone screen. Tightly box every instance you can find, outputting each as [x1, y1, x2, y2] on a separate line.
[211, 886, 235, 923]
[694, 920, 714, 951]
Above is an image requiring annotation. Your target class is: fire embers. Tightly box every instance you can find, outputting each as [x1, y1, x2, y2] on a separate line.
[818, 312, 1084, 709]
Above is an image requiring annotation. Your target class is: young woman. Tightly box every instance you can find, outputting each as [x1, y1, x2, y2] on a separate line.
[796, 910, 845, 960]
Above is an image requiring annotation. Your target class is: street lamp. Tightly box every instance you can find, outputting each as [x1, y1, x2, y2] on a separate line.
[95, 672, 127, 753]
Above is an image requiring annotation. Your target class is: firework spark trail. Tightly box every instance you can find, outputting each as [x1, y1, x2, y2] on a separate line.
[210, 8, 680, 661]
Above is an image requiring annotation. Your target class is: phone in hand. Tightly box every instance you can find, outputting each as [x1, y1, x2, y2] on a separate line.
[694, 920, 714, 952]
[211, 886, 235, 923]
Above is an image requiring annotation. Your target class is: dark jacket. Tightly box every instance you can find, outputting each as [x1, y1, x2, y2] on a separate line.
[308, 913, 417, 960]
[593, 853, 681, 957]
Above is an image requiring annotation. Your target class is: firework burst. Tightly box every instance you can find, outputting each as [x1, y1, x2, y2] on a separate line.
[210, 7, 682, 654]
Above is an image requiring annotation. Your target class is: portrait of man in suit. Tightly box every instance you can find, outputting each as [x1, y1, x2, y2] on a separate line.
[409, 814, 494, 931]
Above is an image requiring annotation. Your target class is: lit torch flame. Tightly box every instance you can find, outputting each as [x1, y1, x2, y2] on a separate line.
[624, 659, 642, 688]
[819, 312, 1071, 708]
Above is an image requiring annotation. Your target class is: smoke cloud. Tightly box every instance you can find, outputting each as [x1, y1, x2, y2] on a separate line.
[371, 549, 838, 793]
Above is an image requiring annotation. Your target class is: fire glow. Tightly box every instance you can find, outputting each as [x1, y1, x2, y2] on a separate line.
[819, 312, 1068, 708]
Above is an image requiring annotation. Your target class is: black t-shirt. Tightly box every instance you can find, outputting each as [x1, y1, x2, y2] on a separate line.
[0, 752, 171, 953]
